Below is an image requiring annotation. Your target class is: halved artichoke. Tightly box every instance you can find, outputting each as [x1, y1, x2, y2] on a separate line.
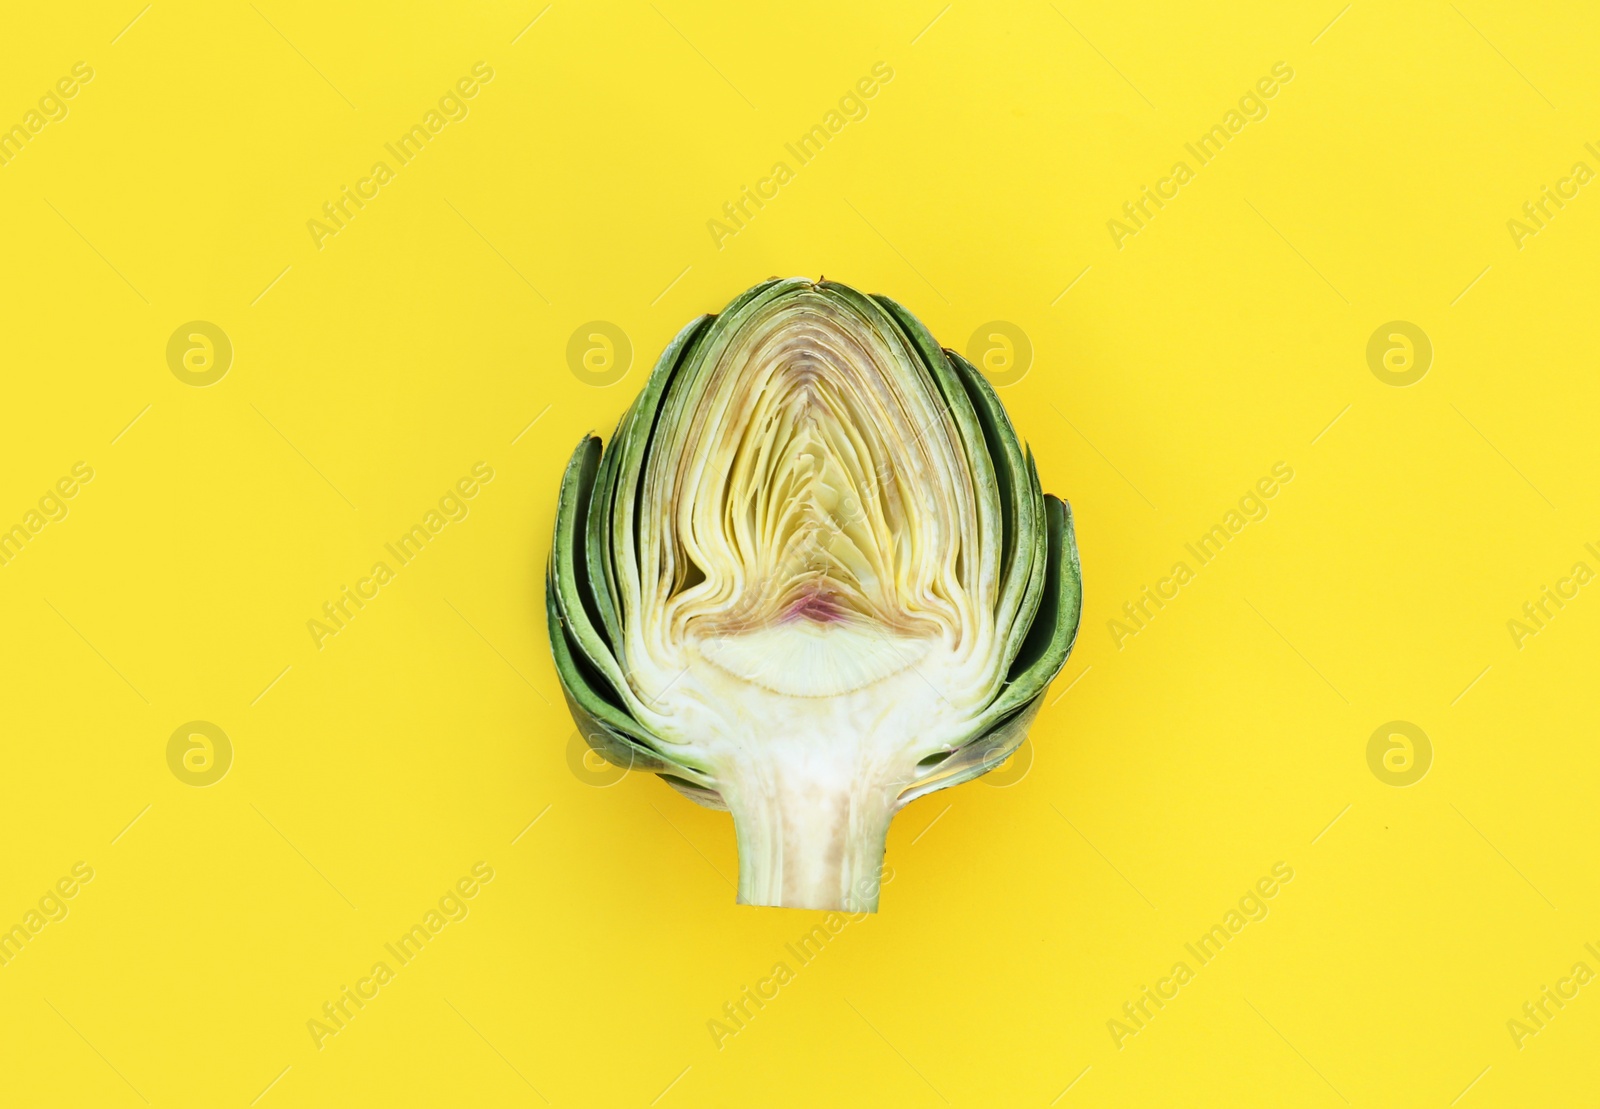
[548, 278, 1081, 911]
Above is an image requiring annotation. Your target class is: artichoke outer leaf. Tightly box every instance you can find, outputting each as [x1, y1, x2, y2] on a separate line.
[588, 313, 714, 650]
[545, 581, 675, 777]
[898, 697, 1044, 805]
[987, 493, 1083, 724]
[943, 348, 1050, 680]
[549, 436, 714, 783]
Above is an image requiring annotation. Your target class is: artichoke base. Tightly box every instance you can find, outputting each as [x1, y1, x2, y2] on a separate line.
[717, 741, 902, 913]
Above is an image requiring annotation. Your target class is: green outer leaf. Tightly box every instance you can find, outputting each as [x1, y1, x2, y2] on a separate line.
[895, 695, 1043, 805]
[551, 436, 664, 729]
[978, 491, 1083, 730]
[896, 497, 1081, 799]
[586, 313, 713, 652]
[548, 438, 714, 781]
[943, 348, 1049, 682]
[545, 582, 669, 775]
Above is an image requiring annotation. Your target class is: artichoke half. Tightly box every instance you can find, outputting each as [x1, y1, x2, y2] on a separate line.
[548, 278, 1081, 912]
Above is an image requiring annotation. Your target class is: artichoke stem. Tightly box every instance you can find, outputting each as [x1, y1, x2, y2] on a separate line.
[724, 756, 897, 913]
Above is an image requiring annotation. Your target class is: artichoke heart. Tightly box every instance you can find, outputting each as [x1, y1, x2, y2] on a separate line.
[548, 278, 1081, 911]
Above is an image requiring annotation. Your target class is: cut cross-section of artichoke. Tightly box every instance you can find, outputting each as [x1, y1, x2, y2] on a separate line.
[548, 278, 1082, 911]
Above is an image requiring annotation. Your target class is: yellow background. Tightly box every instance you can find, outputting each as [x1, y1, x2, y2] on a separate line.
[2, 1, 1597, 1105]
